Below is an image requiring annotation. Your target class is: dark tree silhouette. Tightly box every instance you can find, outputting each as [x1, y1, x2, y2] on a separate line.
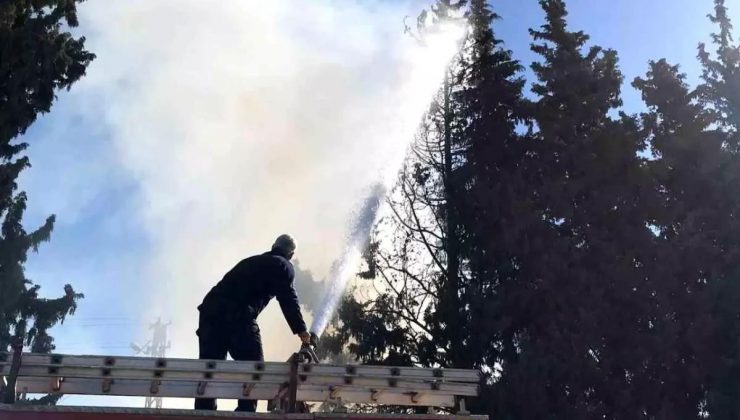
[0, 0, 93, 404]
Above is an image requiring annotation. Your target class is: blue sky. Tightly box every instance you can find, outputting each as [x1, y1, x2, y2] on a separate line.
[13, 0, 734, 409]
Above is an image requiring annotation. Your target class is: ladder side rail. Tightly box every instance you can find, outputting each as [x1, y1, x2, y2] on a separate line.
[14, 366, 478, 396]
[15, 377, 459, 407]
[19, 353, 291, 376]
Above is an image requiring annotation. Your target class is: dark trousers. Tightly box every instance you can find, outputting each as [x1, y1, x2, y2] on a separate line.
[194, 311, 264, 412]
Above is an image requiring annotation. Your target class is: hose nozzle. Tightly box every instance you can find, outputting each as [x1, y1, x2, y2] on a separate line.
[299, 332, 320, 363]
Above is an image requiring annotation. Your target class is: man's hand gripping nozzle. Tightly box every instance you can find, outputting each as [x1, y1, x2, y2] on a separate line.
[299, 331, 320, 363]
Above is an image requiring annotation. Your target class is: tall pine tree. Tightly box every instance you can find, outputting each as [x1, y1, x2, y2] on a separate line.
[327, 0, 527, 415]
[488, 2, 660, 418]
[700, 3, 740, 416]
[0, 0, 92, 361]
[454, 0, 529, 415]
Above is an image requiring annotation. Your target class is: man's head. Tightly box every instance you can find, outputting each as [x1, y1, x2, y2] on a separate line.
[272, 234, 296, 260]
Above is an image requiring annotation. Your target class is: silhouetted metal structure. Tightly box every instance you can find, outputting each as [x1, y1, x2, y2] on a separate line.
[130, 318, 171, 409]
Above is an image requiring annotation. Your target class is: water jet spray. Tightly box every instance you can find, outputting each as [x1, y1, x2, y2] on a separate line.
[306, 19, 468, 342]
[310, 184, 386, 337]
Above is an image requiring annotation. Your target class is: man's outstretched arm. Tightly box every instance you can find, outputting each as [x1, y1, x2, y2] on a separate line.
[275, 264, 308, 338]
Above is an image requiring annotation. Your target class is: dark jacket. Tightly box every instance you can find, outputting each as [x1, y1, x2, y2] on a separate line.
[198, 251, 306, 334]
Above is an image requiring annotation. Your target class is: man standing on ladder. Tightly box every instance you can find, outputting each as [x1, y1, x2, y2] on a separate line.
[195, 234, 311, 412]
